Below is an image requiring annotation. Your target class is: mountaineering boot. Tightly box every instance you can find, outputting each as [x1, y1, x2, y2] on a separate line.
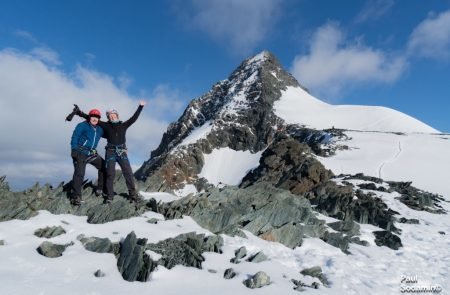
[71, 195, 82, 206]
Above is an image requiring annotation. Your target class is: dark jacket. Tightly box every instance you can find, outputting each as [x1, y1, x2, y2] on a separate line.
[70, 121, 104, 154]
[80, 105, 143, 146]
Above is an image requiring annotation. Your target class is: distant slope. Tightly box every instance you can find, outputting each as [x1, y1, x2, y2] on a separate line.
[274, 86, 439, 133]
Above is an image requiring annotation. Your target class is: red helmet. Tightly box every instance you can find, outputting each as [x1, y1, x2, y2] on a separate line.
[88, 109, 101, 118]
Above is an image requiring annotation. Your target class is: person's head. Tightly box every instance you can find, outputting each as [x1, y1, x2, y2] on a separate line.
[106, 109, 119, 122]
[88, 109, 101, 125]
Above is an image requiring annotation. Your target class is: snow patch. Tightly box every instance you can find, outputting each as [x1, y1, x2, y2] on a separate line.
[199, 148, 262, 186]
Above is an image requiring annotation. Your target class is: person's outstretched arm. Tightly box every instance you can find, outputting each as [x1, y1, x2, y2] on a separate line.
[75, 105, 108, 128]
[124, 101, 145, 128]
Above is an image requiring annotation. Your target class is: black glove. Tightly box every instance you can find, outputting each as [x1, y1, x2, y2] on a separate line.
[65, 104, 82, 121]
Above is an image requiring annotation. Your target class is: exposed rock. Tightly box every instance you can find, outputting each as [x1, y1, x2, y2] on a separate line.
[155, 183, 330, 249]
[34, 226, 66, 238]
[300, 266, 330, 287]
[208, 269, 217, 273]
[147, 218, 159, 224]
[398, 217, 420, 224]
[0, 240, 4, 246]
[77, 235, 116, 254]
[36, 241, 73, 258]
[247, 251, 268, 263]
[0, 173, 153, 224]
[350, 236, 370, 246]
[243, 271, 271, 289]
[146, 232, 223, 270]
[224, 268, 237, 279]
[321, 232, 351, 254]
[240, 136, 333, 195]
[327, 220, 360, 237]
[373, 231, 403, 250]
[117, 231, 156, 282]
[94, 269, 105, 277]
[438, 231, 446, 235]
[230, 246, 247, 263]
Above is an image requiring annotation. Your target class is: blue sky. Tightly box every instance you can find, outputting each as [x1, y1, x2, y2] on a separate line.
[0, 0, 449, 189]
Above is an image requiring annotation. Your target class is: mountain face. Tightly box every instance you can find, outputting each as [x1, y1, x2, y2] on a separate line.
[135, 51, 326, 192]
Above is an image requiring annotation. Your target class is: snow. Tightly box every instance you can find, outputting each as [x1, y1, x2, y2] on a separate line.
[173, 183, 198, 197]
[273, 86, 439, 133]
[318, 131, 450, 198]
[140, 191, 179, 203]
[178, 120, 214, 147]
[199, 148, 262, 186]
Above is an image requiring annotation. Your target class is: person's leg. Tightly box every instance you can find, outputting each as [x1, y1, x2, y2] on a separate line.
[71, 150, 87, 204]
[117, 154, 137, 199]
[105, 149, 116, 201]
[90, 155, 105, 195]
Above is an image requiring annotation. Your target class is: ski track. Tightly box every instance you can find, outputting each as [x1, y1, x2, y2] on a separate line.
[378, 140, 403, 179]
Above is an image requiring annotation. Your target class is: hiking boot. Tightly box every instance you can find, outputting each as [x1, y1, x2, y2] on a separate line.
[94, 189, 102, 197]
[128, 192, 143, 203]
[103, 197, 113, 204]
[71, 196, 82, 206]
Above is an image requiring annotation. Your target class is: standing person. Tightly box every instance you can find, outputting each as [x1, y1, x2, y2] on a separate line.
[70, 109, 105, 206]
[76, 101, 145, 203]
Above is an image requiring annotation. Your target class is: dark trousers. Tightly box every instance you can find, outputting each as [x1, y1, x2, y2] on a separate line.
[105, 148, 136, 199]
[71, 150, 105, 198]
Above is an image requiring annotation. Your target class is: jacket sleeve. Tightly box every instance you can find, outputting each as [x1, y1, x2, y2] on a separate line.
[71, 123, 84, 150]
[124, 105, 143, 128]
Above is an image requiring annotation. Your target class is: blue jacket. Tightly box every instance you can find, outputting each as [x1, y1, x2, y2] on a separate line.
[71, 121, 104, 155]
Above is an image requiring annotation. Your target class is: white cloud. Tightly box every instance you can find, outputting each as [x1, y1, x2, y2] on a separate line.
[30, 47, 62, 65]
[0, 49, 180, 190]
[354, 0, 394, 23]
[291, 23, 406, 98]
[179, 0, 281, 54]
[407, 10, 450, 60]
[14, 30, 38, 43]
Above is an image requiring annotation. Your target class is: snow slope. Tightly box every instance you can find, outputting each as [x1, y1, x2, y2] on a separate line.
[199, 148, 263, 186]
[318, 131, 450, 198]
[273, 86, 439, 133]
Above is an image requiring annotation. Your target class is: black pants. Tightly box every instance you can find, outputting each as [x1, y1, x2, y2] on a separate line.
[71, 150, 105, 198]
[105, 148, 136, 199]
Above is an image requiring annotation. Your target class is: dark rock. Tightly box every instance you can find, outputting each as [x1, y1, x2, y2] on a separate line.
[156, 183, 328, 250]
[37, 241, 73, 258]
[327, 220, 360, 237]
[230, 246, 247, 263]
[438, 231, 445, 235]
[208, 269, 217, 273]
[147, 218, 159, 224]
[247, 251, 268, 263]
[34, 226, 66, 238]
[398, 217, 420, 224]
[146, 232, 223, 270]
[243, 271, 271, 289]
[300, 266, 329, 287]
[357, 183, 386, 192]
[240, 136, 333, 195]
[224, 268, 237, 279]
[373, 231, 403, 250]
[321, 232, 350, 254]
[117, 231, 156, 282]
[94, 269, 105, 277]
[77, 235, 115, 254]
[0, 240, 4, 246]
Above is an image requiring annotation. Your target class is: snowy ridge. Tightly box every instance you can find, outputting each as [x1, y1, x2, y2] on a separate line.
[274, 86, 439, 133]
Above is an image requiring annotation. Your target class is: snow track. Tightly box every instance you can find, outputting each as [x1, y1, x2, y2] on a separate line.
[378, 141, 403, 179]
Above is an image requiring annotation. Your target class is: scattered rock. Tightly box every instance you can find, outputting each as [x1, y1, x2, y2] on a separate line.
[438, 231, 445, 235]
[117, 231, 156, 282]
[247, 251, 268, 263]
[208, 269, 217, 273]
[230, 246, 247, 263]
[0, 240, 4, 246]
[77, 235, 115, 254]
[94, 269, 105, 277]
[146, 232, 223, 270]
[327, 220, 360, 237]
[300, 266, 329, 287]
[34, 226, 66, 238]
[147, 218, 159, 224]
[224, 268, 237, 279]
[373, 231, 403, 250]
[243, 271, 271, 289]
[398, 217, 420, 224]
[36, 241, 73, 258]
[350, 236, 369, 246]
